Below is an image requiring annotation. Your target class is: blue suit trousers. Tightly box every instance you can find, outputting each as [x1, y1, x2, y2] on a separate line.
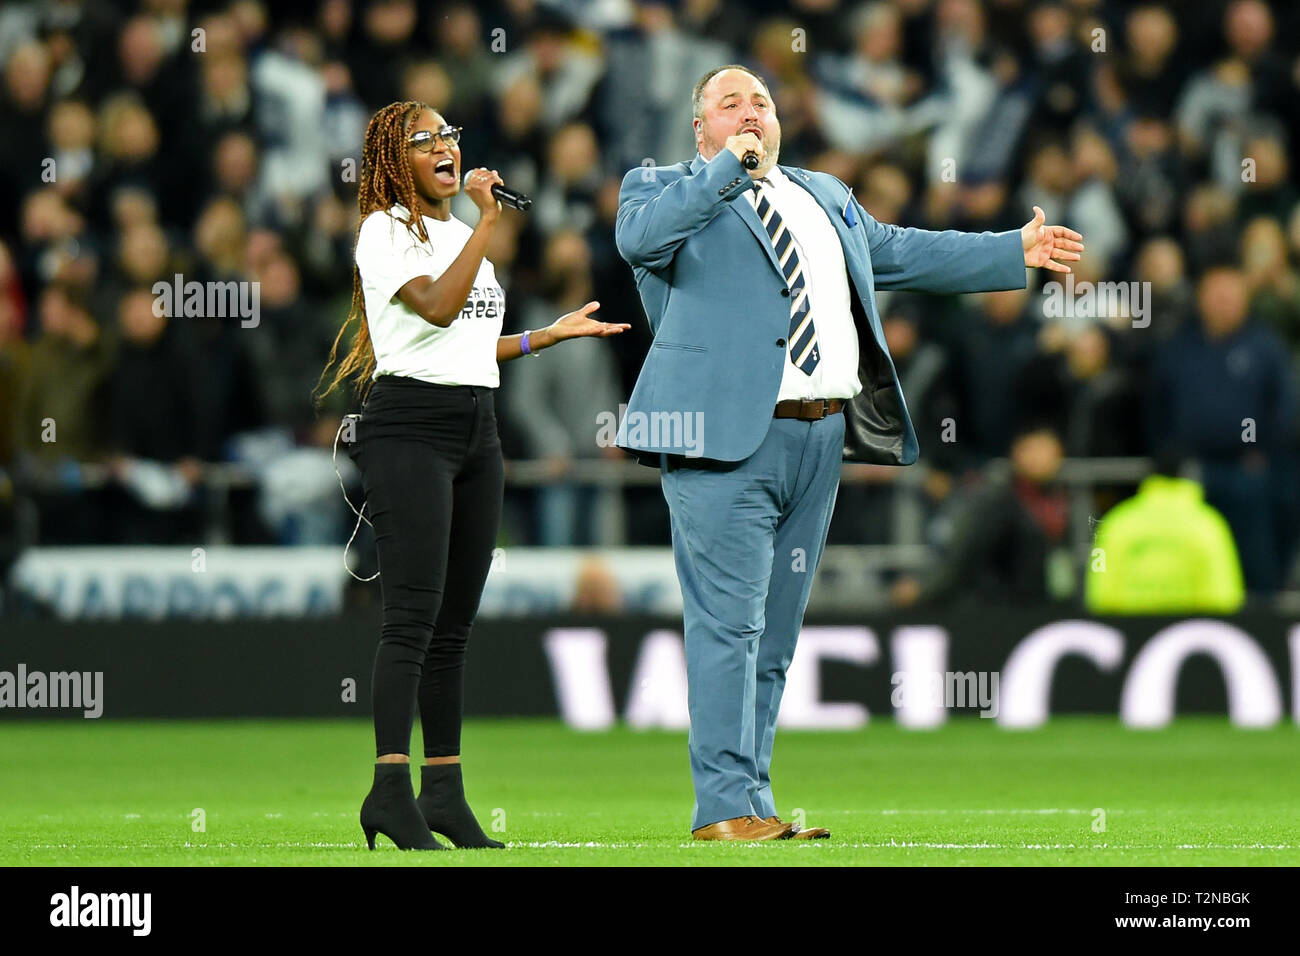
[660, 412, 845, 830]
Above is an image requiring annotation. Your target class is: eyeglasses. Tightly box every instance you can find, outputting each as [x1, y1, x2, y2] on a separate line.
[408, 126, 462, 152]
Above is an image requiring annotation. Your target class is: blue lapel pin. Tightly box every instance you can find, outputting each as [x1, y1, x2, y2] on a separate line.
[842, 188, 858, 228]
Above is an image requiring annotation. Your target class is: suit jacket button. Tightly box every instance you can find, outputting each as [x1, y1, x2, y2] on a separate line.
[718, 188, 726, 195]
[776, 338, 786, 346]
[781, 288, 790, 297]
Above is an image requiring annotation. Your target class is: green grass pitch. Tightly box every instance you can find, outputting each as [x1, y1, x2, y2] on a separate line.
[2, 717, 1298, 866]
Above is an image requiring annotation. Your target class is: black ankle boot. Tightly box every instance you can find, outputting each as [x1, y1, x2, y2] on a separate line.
[416, 763, 504, 849]
[360, 763, 446, 850]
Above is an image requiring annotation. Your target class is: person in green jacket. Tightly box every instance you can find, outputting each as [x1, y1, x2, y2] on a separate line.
[1086, 468, 1245, 613]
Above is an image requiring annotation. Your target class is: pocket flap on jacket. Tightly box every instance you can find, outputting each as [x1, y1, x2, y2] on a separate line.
[651, 340, 708, 352]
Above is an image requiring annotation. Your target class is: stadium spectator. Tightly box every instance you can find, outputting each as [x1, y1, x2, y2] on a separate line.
[1114, 3, 1186, 121]
[249, 22, 331, 211]
[492, 7, 602, 133]
[1238, 129, 1295, 224]
[533, 121, 602, 237]
[1114, 109, 1184, 241]
[31, 0, 121, 104]
[1149, 265, 1297, 592]
[316, 0, 351, 61]
[0, 41, 54, 239]
[430, 4, 495, 121]
[1086, 462, 1245, 614]
[91, 91, 193, 231]
[596, 2, 734, 176]
[1181, 183, 1239, 275]
[45, 99, 96, 205]
[504, 229, 623, 546]
[195, 42, 254, 144]
[830, 297, 964, 545]
[955, 286, 1038, 460]
[18, 281, 111, 468]
[16, 281, 113, 543]
[105, 286, 196, 463]
[320, 58, 367, 173]
[1016, 322, 1146, 458]
[1130, 235, 1194, 348]
[814, 3, 922, 155]
[347, 0, 419, 109]
[891, 425, 1071, 607]
[0, 242, 29, 468]
[886, 296, 963, 467]
[400, 61, 452, 126]
[570, 555, 624, 614]
[474, 72, 547, 200]
[191, 196, 248, 281]
[210, 130, 274, 227]
[113, 15, 191, 143]
[1241, 215, 1300, 355]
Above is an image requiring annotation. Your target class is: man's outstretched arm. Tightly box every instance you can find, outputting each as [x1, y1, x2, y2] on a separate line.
[615, 150, 754, 272]
[861, 199, 1083, 294]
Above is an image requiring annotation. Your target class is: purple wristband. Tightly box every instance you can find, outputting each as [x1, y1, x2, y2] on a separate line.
[520, 330, 533, 355]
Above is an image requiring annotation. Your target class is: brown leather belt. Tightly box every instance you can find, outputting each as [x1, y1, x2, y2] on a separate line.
[773, 398, 845, 421]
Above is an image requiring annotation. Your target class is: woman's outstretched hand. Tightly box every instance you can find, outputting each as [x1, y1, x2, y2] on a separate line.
[547, 301, 630, 341]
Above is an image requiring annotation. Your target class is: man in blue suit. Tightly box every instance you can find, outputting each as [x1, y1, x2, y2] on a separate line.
[614, 65, 1083, 841]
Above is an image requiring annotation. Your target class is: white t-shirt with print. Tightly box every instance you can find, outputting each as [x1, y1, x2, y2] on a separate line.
[354, 203, 505, 387]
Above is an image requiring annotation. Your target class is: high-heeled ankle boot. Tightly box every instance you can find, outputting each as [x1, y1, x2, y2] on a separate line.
[360, 763, 446, 850]
[416, 763, 505, 849]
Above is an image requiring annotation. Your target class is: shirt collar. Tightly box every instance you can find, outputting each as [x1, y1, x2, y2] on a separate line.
[751, 167, 788, 194]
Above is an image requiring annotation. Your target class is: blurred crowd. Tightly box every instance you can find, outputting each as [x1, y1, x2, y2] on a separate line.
[1, 0, 1299, 603]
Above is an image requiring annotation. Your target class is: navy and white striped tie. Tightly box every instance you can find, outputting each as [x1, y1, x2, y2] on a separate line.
[753, 180, 819, 374]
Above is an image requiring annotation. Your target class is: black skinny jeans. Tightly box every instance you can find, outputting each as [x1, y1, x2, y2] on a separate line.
[347, 375, 503, 758]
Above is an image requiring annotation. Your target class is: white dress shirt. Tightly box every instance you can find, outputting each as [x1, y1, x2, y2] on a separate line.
[743, 166, 862, 402]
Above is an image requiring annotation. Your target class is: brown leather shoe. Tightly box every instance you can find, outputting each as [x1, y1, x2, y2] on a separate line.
[764, 815, 831, 839]
[692, 815, 795, 841]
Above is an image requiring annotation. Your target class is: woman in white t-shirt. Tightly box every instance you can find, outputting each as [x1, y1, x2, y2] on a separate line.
[316, 101, 628, 851]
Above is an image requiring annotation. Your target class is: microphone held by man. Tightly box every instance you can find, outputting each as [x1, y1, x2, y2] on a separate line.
[730, 128, 765, 173]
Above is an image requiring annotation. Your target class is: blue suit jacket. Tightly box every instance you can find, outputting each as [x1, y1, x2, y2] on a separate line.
[613, 149, 1027, 465]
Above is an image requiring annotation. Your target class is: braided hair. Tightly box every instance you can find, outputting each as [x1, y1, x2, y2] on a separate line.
[315, 100, 437, 404]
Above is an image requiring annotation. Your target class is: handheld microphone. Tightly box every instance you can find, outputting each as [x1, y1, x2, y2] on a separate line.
[742, 152, 759, 171]
[463, 171, 533, 211]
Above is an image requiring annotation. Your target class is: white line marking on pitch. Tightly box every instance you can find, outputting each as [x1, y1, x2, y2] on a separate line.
[834, 841, 1298, 850]
[521, 841, 1300, 851]
[864, 809, 1147, 815]
[492, 841, 1300, 851]
[23, 840, 1298, 851]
